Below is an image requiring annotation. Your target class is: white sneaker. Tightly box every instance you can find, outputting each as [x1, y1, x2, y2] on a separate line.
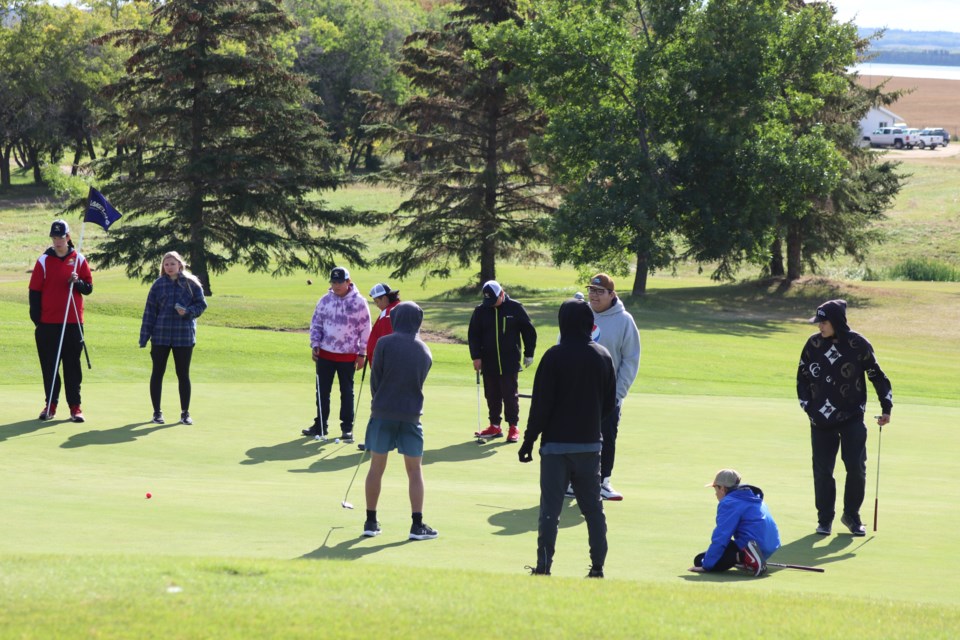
[564, 483, 576, 498]
[600, 478, 623, 501]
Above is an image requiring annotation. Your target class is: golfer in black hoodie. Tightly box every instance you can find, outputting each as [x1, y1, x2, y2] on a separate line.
[519, 298, 616, 577]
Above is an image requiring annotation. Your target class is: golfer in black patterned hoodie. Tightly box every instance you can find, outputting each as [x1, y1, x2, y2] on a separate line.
[797, 299, 892, 537]
[361, 301, 437, 541]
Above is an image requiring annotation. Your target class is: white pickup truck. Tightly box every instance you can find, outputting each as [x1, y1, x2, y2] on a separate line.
[864, 127, 940, 149]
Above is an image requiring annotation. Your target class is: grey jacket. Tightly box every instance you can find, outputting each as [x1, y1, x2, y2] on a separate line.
[369, 301, 433, 424]
[592, 296, 641, 402]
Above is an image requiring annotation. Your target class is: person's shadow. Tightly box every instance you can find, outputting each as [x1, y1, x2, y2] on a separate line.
[486, 499, 585, 536]
[60, 422, 177, 448]
[422, 440, 502, 465]
[300, 527, 411, 560]
[0, 419, 58, 444]
[241, 438, 332, 465]
[289, 447, 366, 474]
[679, 533, 865, 581]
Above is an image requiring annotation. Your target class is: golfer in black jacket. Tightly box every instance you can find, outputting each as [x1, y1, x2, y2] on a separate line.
[519, 298, 616, 577]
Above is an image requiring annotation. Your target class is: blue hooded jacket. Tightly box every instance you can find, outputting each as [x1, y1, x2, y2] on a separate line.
[702, 485, 781, 570]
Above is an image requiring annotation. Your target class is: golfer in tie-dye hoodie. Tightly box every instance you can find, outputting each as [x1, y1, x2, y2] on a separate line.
[302, 266, 371, 441]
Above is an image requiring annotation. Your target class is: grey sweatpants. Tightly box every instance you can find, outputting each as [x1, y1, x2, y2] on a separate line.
[536, 451, 607, 572]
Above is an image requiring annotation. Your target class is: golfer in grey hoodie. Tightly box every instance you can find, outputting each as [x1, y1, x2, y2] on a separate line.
[586, 274, 640, 500]
[362, 301, 438, 541]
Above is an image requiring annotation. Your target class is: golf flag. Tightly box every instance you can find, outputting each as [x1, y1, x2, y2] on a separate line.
[84, 187, 123, 231]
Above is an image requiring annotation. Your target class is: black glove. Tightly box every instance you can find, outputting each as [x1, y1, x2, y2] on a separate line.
[518, 440, 534, 463]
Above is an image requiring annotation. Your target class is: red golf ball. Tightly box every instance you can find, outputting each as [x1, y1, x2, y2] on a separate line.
[146, 492, 152, 499]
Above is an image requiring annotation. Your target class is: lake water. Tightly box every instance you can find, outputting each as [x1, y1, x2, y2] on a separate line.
[853, 63, 960, 81]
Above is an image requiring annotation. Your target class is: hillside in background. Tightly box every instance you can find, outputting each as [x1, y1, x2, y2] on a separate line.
[860, 28, 960, 65]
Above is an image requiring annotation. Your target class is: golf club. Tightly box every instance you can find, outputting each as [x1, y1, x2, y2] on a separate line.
[476, 369, 482, 434]
[768, 562, 824, 573]
[351, 360, 367, 444]
[315, 373, 326, 441]
[341, 448, 368, 509]
[873, 416, 883, 532]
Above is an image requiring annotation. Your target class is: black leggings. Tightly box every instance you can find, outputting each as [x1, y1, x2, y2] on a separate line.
[150, 345, 194, 412]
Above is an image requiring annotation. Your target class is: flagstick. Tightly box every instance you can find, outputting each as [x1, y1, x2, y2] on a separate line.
[72, 222, 91, 369]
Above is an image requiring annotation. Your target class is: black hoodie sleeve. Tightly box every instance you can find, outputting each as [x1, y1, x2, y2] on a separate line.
[29, 289, 42, 325]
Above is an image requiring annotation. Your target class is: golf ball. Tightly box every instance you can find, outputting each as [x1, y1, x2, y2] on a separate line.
[146, 492, 152, 499]
[334, 438, 340, 443]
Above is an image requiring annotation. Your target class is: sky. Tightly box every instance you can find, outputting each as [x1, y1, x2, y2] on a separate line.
[827, 0, 960, 33]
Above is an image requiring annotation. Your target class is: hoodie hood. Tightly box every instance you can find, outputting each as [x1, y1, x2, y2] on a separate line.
[811, 299, 850, 335]
[558, 299, 594, 344]
[390, 300, 422, 336]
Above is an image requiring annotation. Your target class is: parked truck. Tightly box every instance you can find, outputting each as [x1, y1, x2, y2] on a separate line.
[863, 127, 917, 149]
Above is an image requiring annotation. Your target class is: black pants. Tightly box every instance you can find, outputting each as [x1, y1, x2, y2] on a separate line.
[315, 358, 356, 434]
[811, 419, 868, 525]
[600, 402, 621, 480]
[482, 371, 519, 426]
[537, 451, 607, 573]
[150, 345, 194, 412]
[36, 323, 84, 407]
[693, 542, 740, 572]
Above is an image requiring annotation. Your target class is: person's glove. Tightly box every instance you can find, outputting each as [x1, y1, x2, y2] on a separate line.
[523, 356, 534, 369]
[518, 440, 534, 463]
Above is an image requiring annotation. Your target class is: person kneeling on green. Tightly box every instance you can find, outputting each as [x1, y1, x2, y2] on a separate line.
[689, 469, 781, 577]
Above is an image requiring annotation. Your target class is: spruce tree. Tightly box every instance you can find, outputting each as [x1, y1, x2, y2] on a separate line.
[372, 0, 555, 286]
[93, 0, 369, 294]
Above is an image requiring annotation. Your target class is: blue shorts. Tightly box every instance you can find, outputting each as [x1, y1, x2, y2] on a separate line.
[364, 418, 424, 457]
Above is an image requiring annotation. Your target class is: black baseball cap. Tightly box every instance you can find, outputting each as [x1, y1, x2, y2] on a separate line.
[50, 220, 70, 238]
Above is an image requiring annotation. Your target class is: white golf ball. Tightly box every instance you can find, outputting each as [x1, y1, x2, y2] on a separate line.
[334, 438, 340, 443]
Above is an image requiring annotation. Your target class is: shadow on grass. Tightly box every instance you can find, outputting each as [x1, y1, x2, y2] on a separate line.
[60, 421, 178, 448]
[300, 526, 411, 561]
[484, 500, 585, 536]
[0, 419, 59, 443]
[241, 437, 332, 465]
[289, 447, 366, 474]
[423, 439, 502, 465]
[678, 533, 862, 581]
[423, 277, 875, 340]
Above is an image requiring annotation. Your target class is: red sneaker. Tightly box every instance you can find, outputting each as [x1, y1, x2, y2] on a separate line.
[39, 402, 57, 421]
[475, 425, 503, 439]
[507, 425, 520, 443]
[69, 404, 85, 423]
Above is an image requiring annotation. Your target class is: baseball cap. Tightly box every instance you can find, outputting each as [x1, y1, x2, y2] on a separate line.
[481, 280, 503, 306]
[329, 266, 350, 283]
[369, 283, 396, 298]
[706, 469, 741, 489]
[587, 273, 615, 291]
[808, 299, 847, 324]
[50, 220, 70, 238]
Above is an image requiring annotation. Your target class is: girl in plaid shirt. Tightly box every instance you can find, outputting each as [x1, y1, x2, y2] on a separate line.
[139, 251, 207, 425]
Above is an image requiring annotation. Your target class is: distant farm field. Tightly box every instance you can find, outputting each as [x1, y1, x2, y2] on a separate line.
[857, 75, 960, 136]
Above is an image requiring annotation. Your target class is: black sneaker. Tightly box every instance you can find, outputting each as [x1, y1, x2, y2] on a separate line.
[362, 521, 381, 537]
[341, 432, 354, 444]
[587, 566, 604, 578]
[152, 411, 164, 424]
[841, 513, 866, 537]
[301, 424, 325, 438]
[180, 411, 193, 425]
[409, 522, 439, 540]
[525, 565, 550, 576]
[815, 522, 832, 536]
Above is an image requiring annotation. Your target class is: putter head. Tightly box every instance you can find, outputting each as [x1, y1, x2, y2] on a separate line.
[341, 500, 354, 510]
[314, 435, 325, 442]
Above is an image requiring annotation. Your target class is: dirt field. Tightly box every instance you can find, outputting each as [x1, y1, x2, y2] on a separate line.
[857, 75, 960, 139]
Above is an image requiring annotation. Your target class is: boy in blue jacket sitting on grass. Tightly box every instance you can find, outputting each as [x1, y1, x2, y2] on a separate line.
[688, 469, 781, 577]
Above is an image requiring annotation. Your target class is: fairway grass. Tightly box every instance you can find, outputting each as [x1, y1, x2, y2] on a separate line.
[2, 380, 959, 637]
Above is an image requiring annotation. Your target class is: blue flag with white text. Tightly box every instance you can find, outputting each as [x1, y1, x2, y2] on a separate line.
[84, 187, 123, 230]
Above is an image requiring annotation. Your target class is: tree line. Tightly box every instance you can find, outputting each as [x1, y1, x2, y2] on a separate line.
[1, 0, 904, 294]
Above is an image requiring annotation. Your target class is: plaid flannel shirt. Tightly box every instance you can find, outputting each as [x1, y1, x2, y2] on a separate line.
[139, 275, 207, 347]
